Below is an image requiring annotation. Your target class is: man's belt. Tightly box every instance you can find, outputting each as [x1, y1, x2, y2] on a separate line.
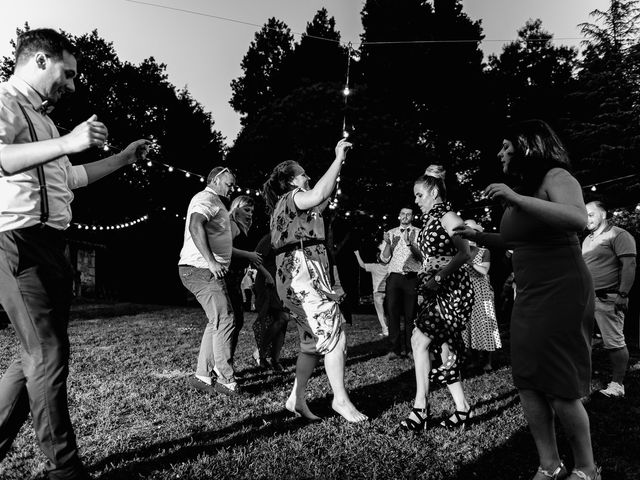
[389, 271, 418, 278]
[595, 288, 618, 298]
[274, 238, 325, 256]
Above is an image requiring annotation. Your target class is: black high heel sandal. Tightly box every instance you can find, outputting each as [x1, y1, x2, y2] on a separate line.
[399, 406, 430, 432]
[440, 407, 474, 430]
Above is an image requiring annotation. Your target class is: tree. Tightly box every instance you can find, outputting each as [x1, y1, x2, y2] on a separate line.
[229, 18, 294, 126]
[486, 19, 578, 129]
[1, 26, 226, 302]
[567, 0, 640, 206]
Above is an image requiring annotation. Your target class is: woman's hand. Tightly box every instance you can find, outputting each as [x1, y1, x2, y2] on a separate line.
[334, 138, 352, 163]
[452, 225, 477, 240]
[483, 183, 521, 206]
[423, 277, 440, 293]
[247, 251, 263, 266]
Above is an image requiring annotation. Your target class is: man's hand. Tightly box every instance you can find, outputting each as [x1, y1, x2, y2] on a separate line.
[208, 259, 227, 279]
[615, 295, 629, 314]
[405, 230, 416, 246]
[120, 139, 150, 165]
[62, 115, 108, 153]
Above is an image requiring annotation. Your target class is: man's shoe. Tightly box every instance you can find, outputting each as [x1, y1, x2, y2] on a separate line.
[598, 381, 625, 398]
[213, 380, 242, 397]
[188, 376, 217, 394]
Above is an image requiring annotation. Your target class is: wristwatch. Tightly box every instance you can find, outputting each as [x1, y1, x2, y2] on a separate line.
[617, 291, 628, 298]
[434, 275, 442, 284]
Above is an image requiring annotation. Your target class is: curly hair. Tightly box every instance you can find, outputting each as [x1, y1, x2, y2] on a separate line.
[262, 160, 300, 214]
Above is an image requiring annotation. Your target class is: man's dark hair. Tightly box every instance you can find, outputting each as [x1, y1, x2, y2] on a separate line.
[15, 29, 76, 67]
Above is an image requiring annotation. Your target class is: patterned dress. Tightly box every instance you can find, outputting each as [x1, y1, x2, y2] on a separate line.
[271, 189, 344, 355]
[415, 202, 474, 385]
[463, 247, 502, 352]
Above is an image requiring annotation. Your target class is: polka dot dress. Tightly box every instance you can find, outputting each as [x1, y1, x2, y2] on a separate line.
[415, 202, 474, 385]
[462, 247, 502, 352]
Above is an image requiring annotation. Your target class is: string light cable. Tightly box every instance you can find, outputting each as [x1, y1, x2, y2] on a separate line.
[124, 0, 594, 48]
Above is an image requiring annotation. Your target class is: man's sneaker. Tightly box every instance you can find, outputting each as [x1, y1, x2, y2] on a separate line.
[213, 380, 241, 397]
[598, 381, 625, 398]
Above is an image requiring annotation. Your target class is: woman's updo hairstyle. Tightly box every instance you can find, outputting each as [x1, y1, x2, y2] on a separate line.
[262, 160, 300, 214]
[414, 164, 447, 201]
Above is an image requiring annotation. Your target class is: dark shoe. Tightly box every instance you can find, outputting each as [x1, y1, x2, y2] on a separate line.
[399, 406, 429, 432]
[270, 360, 285, 372]
[440, 406, 474, 430]
[213, 380, 241, 397]
[188, 376, 217, 394]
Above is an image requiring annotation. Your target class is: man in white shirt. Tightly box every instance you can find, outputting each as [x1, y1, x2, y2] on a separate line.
[380, 207, 421, 358]
[0, 29, 148, 480]
[178, 166, 241, 397]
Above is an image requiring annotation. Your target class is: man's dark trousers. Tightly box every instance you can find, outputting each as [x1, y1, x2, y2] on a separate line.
[386, 272, 418, 355]
[0, 225, 87, 479]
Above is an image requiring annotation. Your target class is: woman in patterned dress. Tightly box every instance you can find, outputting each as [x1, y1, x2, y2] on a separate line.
[454, 120, 599, 480]
[262, 138, 367, 423]
[400, 171, 475, 432]
[461, 219, 502, 372]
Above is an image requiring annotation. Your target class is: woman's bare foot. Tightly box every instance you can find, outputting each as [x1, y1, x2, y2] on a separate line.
[331, 398, 368, 423]
[285, 395, 321, 421]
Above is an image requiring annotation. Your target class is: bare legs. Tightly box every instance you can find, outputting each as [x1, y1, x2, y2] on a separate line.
[410, 329, 471, 425]
[609, 346, 629, 385]
[520, 389, 597, 479]
[286, 331, 367, 423]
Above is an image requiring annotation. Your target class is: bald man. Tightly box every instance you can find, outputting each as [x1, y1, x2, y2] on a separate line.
[582, 201, 636, 398]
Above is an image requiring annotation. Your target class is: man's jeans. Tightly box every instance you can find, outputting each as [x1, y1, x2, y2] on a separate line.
[179, 266, 235, 383]
[0, 226, 88, 480]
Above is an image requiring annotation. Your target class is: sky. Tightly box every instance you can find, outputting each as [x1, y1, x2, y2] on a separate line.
[1, 0, 609, 145]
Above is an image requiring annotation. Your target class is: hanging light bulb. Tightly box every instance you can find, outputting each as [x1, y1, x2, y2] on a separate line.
[185, 172, 191, 178]
[168, 166, 174, 172]
[343, 87, 350, 96]
[591, 186, 596, 192]
[147, 160, 152, 167]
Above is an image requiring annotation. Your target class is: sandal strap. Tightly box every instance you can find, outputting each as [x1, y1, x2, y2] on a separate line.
[537, 461, 565, 478]
[571, 466, 601, 480]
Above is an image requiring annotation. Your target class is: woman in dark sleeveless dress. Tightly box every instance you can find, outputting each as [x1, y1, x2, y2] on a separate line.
[226, 195, 262, 363]
[399, 170, 474, 432]
[455, 120, 599, 480]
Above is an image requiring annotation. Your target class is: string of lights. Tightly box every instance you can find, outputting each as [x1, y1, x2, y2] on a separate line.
[125, 0, 594, 48]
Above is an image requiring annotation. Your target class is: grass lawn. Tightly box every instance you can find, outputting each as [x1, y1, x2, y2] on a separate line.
[0, 303, 638, 480]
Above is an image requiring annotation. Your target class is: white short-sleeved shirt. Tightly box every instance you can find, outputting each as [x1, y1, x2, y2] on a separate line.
[178, 187, 232, 268]
[0, 76, 88, 232]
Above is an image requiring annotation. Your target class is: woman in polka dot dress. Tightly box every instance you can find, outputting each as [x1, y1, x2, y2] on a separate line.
[399, 171, 475, 432]
[461, 219, 502, 372]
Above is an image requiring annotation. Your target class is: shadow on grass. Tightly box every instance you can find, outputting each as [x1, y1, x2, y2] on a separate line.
[90, 367, 527, 480]
[69, 303, 176, 321]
